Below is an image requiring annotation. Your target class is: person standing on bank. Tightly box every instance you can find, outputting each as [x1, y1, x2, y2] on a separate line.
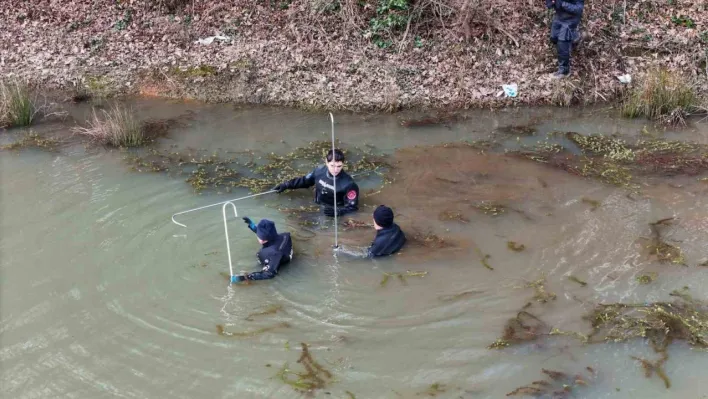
[229, 217, 293, 283]
[546, 0, 585, 78]
[335, 205, 406, 258]
[273, 149, 359, 217]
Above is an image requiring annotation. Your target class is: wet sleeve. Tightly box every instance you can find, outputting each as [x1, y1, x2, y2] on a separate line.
[246, 253, 282, 280]
[335, 244, 371, 259]
[367, 237, 386, 258]
[338, 181, 359, 215]
[284, 169, 317, 190]
[558, 0, 583, 15]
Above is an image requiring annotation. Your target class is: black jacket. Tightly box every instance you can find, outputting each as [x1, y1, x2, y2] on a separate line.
[547, 0, 584, 42]
[246, 224, 293, 280]
[367, 223, 406, 258]
[281, 166, 359, 215]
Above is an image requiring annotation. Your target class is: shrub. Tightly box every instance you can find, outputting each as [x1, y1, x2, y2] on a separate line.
[0, 80, 40, 128]
[75, 104, 144, 147]
[622, 68, 700, 125]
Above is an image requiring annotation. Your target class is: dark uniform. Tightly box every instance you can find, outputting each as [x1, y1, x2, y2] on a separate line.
[366, 223, 406, 258]
[241, 220, 293, 281]
[277, 165, 359, 216]
[547, 0, 584, 76]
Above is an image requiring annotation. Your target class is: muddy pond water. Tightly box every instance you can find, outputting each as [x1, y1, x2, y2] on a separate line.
[2, 99, 708, 399]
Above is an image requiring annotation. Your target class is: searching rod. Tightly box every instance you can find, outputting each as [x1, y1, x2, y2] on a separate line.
[330, 112, 338, 249]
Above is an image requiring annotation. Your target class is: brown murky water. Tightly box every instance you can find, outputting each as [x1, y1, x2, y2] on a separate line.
[2, 99, 708, 398]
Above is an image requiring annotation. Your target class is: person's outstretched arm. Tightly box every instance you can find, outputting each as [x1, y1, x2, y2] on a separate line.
[273, 169, 317, 192]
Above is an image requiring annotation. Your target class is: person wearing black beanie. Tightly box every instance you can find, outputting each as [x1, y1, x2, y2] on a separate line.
[335, 205, 406, 258]
[229, 217, 293, 283]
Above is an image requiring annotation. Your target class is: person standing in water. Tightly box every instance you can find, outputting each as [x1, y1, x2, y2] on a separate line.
[229, 217, 293, 283]
[335, 205, 406, 258]
[273, 149, 359, 217]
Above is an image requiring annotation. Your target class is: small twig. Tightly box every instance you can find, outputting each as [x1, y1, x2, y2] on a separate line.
[397, 14, 413, 54]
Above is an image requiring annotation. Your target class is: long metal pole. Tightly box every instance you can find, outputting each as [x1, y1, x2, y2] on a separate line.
[330, 112, 338, 248]
[171, 190, 276, 228]
[222, 201, 238, 279]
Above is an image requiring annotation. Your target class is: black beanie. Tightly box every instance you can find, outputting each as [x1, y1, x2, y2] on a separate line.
[373, 205, 394, 228]
[256, 219, 278, 242]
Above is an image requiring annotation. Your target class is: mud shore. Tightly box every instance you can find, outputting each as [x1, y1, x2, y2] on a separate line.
[1, 1, 706, 111]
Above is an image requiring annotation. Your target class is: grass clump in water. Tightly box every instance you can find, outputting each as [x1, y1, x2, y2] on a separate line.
[75, 105, 144, 147]
[0, 80, 41, 128]
[622, 67, 700, 125]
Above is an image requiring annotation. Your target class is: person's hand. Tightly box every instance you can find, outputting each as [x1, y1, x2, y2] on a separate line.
[273, 183, 286, 193]
[230, 275, 245, 284]
[242, 216, 256, 230]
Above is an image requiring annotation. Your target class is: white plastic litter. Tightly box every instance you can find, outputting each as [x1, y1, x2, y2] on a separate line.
[501, 83, 518, 98]
[617, 74, 632, 84]
[194, 35, 230, 45]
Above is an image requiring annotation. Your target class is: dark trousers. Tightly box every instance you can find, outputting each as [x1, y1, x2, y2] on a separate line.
[555, 40, 572, 74]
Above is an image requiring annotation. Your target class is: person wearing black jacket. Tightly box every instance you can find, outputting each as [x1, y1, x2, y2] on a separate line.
[546, 0, 584, 78]
[273, 149, 359, 217]
[230, 218, 293, 283]
[335, 205, 406, 258]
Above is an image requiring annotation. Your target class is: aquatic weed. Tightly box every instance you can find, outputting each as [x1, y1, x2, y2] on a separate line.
[507, 368, 593, 397]
[646, 218, 686, 265]
[507, 241, 526, 252]
[380, 270, 428, 287]
[244, 304, 283, 321]
[568, 275, 587, 287]
[0, 132, 59, 151]
[276, 343, 334, 394]
[216, 322, 290, 338]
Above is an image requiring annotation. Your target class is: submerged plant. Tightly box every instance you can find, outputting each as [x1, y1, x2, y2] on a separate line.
[244, 304, 283, 321]
[216, 322, 291, 338]
[0, 132, 58, 151]
[474, 247, 493, 270]
[380, 270, 428, 287]
[568, 275, 587, 287]
[646, 218, 686, 265]
[507, 368, 593, 397]
[636, 272, 658, 285]
[488, 311, 549, 349]
[438, 210, 469, 223]
[473, 201, 506, 216]
[525, 277, 557, 303]
[276, 343, 333, 394]
[507, 241, 526, 252]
